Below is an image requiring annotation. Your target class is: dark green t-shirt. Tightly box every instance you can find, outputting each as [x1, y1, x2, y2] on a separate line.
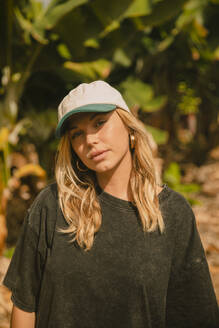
[3, 183, 219, 327]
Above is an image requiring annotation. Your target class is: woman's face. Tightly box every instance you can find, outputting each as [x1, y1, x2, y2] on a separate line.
[67, 110, 132, 175]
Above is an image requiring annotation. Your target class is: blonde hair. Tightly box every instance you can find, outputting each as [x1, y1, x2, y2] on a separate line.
[55, 108, 164, 251]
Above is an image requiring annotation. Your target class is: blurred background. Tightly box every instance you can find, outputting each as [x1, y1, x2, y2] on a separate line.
[0, 0, 219, 326]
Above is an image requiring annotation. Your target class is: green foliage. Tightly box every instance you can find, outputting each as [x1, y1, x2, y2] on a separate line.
[113, 48, 132, 67]
[163, 162, 181, 186]
[64, 59, 111, 81]
[163, 162, 201, 204]
[177, 82, 201, 115]
[143, 96, 168, 112]
[145, 125, 169, 145]
[123, 0, 152, 18]
[134, 0, 187, 28]
[0, 128, 10, 188]
[120, 78, 154, 108]
[120, 77, 167, 112]
[3, 247, 15, 259]
[15, 0, 89, 43]
[90, 0, 153, 28]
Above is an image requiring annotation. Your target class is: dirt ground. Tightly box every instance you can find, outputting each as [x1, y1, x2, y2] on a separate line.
[0, 161, 219, 327]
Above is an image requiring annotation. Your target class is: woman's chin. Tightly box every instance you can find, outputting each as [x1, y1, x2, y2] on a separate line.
[92, 163, 114, 174]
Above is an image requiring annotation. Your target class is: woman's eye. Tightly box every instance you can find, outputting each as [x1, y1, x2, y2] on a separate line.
[95, 120, 106, 128]
[71, 131, 82, 139]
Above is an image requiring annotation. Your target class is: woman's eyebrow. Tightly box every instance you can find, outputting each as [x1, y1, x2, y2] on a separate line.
[69, 126, 77, 131]
[68, 123, 78, 131]
[89, 112, 102, 121]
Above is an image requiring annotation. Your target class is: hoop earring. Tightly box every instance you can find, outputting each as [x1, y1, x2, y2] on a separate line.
[129, 134, 135, 150]
[76, 160, 88, 172]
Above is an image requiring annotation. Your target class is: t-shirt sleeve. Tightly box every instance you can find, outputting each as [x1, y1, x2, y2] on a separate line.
[165, 192, 219, 327]
[3, 197, 47, 313]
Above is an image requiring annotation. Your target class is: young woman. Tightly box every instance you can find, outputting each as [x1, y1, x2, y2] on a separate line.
[3, 81, 219, 328]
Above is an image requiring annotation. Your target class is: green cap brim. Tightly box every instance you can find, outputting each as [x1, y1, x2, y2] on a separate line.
[56, 103, 116, 138]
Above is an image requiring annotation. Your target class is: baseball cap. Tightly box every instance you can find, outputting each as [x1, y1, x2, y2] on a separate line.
[56, 80, 130, 137]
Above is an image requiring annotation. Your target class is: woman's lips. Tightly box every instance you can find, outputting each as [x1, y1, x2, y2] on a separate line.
[91, 150, 108, 162]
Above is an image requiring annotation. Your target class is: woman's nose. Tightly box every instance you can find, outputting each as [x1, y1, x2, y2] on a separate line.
[85, 132, 98, 145]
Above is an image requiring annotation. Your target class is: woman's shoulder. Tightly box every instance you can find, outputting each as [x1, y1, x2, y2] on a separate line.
[31, 182, 58, 209]
[26, 182, 58, 226]
[159, 184, 196, 228]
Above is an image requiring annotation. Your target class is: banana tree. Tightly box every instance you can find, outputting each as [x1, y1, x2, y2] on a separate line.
[0, 0, 190, 144]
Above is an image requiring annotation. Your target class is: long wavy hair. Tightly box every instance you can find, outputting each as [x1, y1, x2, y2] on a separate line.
[55, 108, 164, 251]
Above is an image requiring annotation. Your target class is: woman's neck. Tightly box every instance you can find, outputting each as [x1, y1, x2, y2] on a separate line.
[96, 158, 133, 201]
